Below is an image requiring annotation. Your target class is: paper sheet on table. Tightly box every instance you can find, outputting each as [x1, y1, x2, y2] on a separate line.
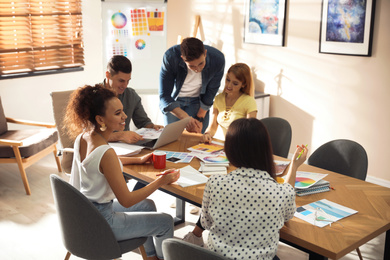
[294, 199, 358, 227]
[177, 165, 209, 187]
[135, 128, 163, 139]
[109, 142, 143, 156]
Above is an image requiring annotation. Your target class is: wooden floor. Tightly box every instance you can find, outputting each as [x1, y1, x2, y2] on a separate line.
[0, 154, 385, 260]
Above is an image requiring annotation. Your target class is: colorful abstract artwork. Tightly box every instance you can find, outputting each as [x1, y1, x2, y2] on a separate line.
[248, 0, 280, 35]
[244, 0, 287, 46]
[326, 0, 367, 43]
[320, 0, 376, 56]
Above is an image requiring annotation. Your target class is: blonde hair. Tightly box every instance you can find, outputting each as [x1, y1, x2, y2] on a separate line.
[226, 63, 254, 97]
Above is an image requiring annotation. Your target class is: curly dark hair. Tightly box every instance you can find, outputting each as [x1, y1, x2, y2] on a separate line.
[180, 37, 205, 62]
[224, 118, 276, 178]
[63, 84, 117, 140]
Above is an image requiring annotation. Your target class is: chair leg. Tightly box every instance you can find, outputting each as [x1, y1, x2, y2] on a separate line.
[12, 146, 31, 195]
[64, 251, 71, 260]
[53, 146, 63, 172]
[139, 245, 148, 260]
[356, 247, 363, 260]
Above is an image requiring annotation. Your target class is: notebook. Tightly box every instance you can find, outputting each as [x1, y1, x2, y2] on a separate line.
[295, 179, 330, 196]
[134, 117, 191, 149]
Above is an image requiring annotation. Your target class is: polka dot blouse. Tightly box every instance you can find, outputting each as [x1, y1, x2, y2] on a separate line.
[200, 167, 296, 260]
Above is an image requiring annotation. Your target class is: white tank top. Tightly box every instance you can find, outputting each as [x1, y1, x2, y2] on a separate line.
[70, 134, 122, 203]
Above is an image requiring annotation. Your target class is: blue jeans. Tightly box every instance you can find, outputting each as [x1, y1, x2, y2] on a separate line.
[93, 199, 173, 259]
[164, 97, 210, 133]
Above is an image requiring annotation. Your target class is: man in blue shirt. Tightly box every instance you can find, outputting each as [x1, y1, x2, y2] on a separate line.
[159, 37, 225, 133]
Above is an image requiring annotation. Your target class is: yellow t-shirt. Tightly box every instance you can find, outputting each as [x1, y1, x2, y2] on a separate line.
[214, 92, 258, 135]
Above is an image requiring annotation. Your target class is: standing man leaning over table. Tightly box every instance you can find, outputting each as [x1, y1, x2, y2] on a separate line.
[103, 55, 163, 144]
[159, 37, 225, 133]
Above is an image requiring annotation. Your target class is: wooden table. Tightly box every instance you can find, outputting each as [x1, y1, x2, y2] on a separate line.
[123, 132, 390, 260]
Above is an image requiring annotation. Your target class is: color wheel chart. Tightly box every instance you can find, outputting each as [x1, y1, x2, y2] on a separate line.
[109, 11, 130, 57]
[202, 155, 228, 164]
[295, 172, 328, 189]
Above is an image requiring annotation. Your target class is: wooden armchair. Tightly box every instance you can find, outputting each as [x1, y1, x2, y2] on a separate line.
[0, 97, 62, 195]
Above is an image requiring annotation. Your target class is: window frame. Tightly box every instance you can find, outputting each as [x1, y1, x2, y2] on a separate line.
[0, 0, 85, 80]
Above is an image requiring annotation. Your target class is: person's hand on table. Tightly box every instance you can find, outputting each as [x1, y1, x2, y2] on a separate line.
[186, 117, 202, 133]
[157, 169, 180, 185]
[202, 132, 212, 143]
[137, 153, 153, 164]
[145, 123, 164, 130]
[120, 131, 144, 144]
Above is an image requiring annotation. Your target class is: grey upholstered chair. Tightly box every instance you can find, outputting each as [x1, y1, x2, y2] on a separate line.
[50, 174, 147, 260]
[260, 117, 292, 158]
[162, 238, 229, 260]
[50, 90, 75, 174]
[307, 139, 368, 260]
[0, 96, 62, 195]
[307, 139, 368, 181]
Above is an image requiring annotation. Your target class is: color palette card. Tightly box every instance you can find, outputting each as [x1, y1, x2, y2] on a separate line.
[154, 150, 194, 164]
[130, 8, 148, 36]
[295, 171, 328, 189]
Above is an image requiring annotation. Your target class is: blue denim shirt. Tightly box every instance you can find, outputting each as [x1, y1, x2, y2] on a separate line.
[159, 44, 225, 114]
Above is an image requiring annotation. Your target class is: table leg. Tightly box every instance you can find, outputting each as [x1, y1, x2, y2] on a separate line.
[384, 230, 389, 260]
[174, 198, 186, 225]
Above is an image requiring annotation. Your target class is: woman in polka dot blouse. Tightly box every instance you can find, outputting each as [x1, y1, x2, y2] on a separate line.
[200, 118, 308, 260]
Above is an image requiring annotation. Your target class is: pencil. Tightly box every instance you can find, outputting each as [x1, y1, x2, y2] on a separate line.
[296, 144, 308, 160]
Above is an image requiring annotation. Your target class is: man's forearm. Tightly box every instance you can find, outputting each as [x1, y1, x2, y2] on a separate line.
[170, 107, 189, 119]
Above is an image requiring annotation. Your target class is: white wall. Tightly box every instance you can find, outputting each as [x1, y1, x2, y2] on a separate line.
[165, 0, 390, 183]
[0, 1, 103, 124]
[1, 0, 389, 185]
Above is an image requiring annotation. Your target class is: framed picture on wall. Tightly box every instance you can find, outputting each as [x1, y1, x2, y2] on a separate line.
[244, 0, 287, 46]
[319, 0, 376, 56]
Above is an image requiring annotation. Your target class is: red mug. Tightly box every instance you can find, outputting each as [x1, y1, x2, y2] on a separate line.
[153, 151, 166, 169]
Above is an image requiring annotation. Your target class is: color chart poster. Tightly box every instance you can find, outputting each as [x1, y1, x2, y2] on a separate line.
[102, 4, 166, 61]
[102, 2, 167, 90]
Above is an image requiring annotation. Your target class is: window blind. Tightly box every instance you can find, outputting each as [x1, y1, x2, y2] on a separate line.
[0, 0, 84, 78]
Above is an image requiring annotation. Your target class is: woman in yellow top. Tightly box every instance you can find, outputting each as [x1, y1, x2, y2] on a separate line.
[203, 63, 257, 143]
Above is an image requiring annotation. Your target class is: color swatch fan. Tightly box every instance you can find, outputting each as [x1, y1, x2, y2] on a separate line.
[295, 172, 328, 189]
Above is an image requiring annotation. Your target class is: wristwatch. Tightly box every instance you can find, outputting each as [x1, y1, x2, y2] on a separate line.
[193, 115, 204, 123]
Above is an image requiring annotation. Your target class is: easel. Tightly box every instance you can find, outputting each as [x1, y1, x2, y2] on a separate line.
[177, 15, 201, 44]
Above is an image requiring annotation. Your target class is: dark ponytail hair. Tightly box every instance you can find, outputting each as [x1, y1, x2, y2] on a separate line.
[224, 118, 276, 178]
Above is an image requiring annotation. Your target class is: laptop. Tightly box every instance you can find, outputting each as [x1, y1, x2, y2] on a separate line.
[135, 117, 191, 149]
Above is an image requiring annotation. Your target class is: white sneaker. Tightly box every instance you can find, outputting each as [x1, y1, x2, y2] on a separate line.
[190, 206, 199, 214]
[182, 232, 204, 247]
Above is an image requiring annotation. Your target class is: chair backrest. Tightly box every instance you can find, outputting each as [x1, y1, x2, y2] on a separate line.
[50, 174, 123, 259]
[307, 139, 368, 180]
[51, 90, 75, 173]
[50, 90, 74, 149]
[0, 97, 8, 135]
[162, 238, 229, 260]
[260, 117, 292, 158]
